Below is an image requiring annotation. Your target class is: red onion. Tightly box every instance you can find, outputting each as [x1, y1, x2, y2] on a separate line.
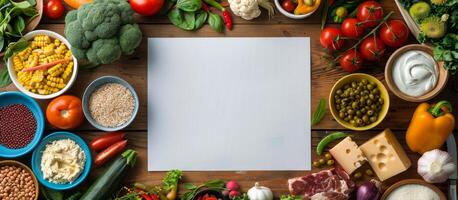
[356, 179, 381, 200]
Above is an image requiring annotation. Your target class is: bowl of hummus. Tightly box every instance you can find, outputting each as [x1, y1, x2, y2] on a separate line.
[385, 44, 448, 102]
[31, 131, 92, 190]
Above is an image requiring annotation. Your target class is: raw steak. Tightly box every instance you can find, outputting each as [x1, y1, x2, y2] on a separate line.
[288, 167, 355, 200]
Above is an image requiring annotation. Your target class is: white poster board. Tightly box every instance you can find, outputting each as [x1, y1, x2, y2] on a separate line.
[147, 38, 311, 171]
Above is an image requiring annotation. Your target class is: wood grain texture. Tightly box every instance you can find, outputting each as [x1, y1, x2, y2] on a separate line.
[1, 2, 457, 198]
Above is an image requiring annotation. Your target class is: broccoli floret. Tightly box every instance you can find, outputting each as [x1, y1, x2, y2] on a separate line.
[119, 24, 142, 55]
[64, 0, 142, 66]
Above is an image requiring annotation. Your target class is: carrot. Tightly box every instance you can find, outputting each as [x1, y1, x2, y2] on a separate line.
[21, 58, 72, 72]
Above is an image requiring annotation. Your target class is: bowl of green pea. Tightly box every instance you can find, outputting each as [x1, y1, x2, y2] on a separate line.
[329, 73, 390, 131]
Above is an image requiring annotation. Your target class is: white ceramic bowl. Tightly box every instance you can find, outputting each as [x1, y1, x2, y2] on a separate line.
[274, 0, 319, 19]
[7, 30, 78, 99]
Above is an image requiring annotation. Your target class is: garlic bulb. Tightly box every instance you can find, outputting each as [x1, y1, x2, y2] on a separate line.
[247, 182, 273, 200]
[417, 149, 456, 183]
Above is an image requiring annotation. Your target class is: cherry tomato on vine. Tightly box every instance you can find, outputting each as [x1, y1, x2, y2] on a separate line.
[282, 0, 296, 13]
[339, 50, 364, 73]
[341, 18, 365, 38]
[320, 27, 345, 52]
[130, 0, 164, 16]
[356, 1, 384, 28]
[359, 36, 385, 61]
[379, 20, 409, 48]
[45, 0, 65, 19]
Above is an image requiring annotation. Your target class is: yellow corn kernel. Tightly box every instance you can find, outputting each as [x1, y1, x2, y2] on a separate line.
[54, 38, 61, 46]
[43, 43, 55, 56]
[17, 47, 32, 60]
[61, 62, 73, 80]
[46, 54, 63, 63]
[32, 35, 51, 48]
[47, 76, 64, 84]
[13, 56, 24, 71]
[55, 44, 67, 55]
[47, 64, 64, 77]
[31, 70, 44, 83]
[26, 53, 39, 69]
[38, 54, 47, 65]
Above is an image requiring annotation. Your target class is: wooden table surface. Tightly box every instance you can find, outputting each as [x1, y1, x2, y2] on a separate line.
[1, 1, 458, 198]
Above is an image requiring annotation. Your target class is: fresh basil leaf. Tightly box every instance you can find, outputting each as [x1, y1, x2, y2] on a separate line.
[167, 8, 195, 31]
[158, 0, 176, 15]
[10, 0, 32, 9]
[13, 16, 25, 35]
[176, 0, 201, 12]
[208, 12, 223, 32]
[203, 179, 224, 188]
[0, 67, 11, 88]
[194, 11, 207, 30]
[311, 98, 326, 126]
[3, 38, 29, 62]
[18, 6, 36, 16]
[26, 0, 35, 6]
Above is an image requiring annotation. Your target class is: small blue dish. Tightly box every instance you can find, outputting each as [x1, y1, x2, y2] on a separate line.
[82, 76, 139, 131]
[0, 91, 44, 158]
[31, 131, 92, 190]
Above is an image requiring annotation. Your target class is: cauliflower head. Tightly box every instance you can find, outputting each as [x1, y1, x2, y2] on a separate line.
[228, 0, 261, 20]
[64, 0, 142, 66]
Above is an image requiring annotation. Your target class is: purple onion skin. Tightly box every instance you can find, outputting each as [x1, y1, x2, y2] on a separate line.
[356, 180, 381, 200]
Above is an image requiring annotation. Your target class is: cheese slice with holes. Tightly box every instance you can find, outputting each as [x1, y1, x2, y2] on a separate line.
[329, 136, 366, 174]
[360, 129, 412, 181]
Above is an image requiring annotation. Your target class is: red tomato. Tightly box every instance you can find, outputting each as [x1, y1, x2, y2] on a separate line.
[339, 50, 363, 72]
[320, 27, 345, 52]
[94, 140, 127, 166]
[45, 0, 65, 19]
[356, 1, 384, 28]
[46, 95, 84, 129]
[90, 131, 126, 151]
[129, 0, 164, 16]
[359, 36, 385, 61]
[341, 18, 365, 38]
[379, 19, 409, 48]
[282, 0, 296, 13]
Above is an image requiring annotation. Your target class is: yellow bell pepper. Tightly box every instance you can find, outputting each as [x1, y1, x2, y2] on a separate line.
[406, 101, 455, 154]
[294, 0, 320, 15]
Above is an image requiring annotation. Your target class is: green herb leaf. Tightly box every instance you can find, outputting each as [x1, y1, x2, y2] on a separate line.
[184, 183, 198, 190]
[3, 37, 29, 62]
[311, 98, 326, 126]
[162, 169, 183, 191]
[231, 193, 250, 200]
[194, 10, 207, 30]
[13, 16, 25, 35]
[176, 0, 202, 12]
[0, 67, 11, 88]
[203, 179, 225, 188]
[168, 8, 196, 31]
[10, 0, 32, 9]
[182, 192, 194, 200]
[208, 12, 223, 32]
[158, 0, 176, 15]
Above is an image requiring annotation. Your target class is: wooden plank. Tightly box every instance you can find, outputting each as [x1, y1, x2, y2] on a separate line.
[2, 23, 458, 131]
[74, 130, 451, 197]
[40, 0, 403, 25]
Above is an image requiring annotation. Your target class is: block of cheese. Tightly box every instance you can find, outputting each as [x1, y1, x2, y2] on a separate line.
[329, 136, 366, 174]
[360, 129, 412, 181]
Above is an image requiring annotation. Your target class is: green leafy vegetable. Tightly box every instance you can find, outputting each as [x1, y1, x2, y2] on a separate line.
[168, 8, 196, 31]
[194, 11, 208, 30]
[162, 169, 183, 191]
[182, 180, 225, 200]
[176, 0, 202, 12]
[311, 98, 326, 126]
[0, 67, 11, 87]
[231, 193, 250, 200]
[208, 12, 223, 32]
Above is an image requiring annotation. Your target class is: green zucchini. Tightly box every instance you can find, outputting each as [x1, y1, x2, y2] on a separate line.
[80, 149, 137, 200]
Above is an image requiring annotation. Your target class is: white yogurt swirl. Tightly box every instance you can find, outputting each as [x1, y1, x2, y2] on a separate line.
[392, 50, 438, 97]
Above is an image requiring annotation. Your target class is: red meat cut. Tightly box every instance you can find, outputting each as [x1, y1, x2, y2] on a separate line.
[288, 167, 355, 200]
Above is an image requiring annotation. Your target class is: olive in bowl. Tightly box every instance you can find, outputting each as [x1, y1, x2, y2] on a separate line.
[329, 73, 390, 131]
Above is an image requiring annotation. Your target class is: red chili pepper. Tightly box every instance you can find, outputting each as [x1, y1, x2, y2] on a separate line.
[136, 189, 153, 200]
[150, 194, 159, 200]
[222, 10, 232, 30]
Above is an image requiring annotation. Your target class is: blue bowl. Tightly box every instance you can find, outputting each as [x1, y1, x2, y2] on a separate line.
[0, 91, 44, 158]
[82, 76, 139, 131]
[31, 131, 92, 190]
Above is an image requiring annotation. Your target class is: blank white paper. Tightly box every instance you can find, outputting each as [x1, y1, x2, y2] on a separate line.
[147, 38, 311, 171]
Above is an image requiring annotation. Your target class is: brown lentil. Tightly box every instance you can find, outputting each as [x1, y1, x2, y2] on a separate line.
[0, 104, 36, 149]
[0, 165, 36, 200]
